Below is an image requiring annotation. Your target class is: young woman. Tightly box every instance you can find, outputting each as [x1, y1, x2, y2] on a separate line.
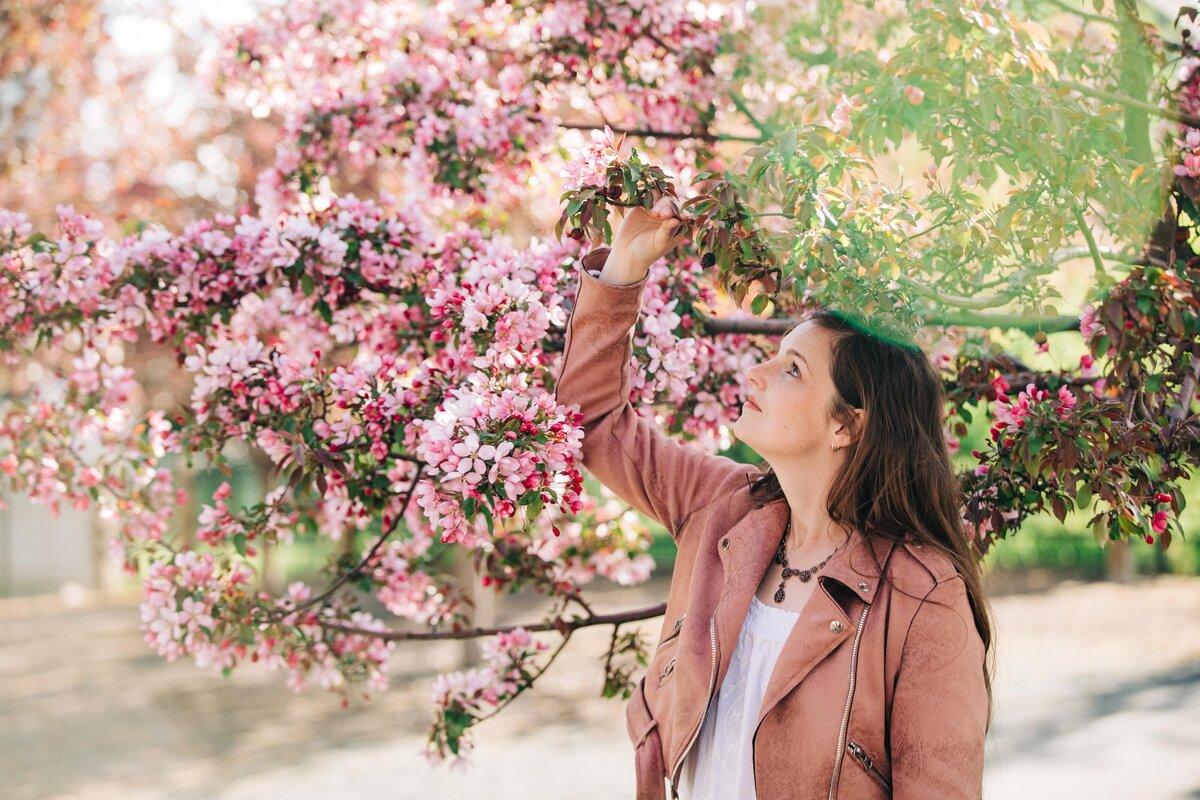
[553, 197, 995, 799]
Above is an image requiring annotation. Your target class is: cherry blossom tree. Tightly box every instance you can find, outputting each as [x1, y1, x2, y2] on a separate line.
[1, 0, 1198, 767]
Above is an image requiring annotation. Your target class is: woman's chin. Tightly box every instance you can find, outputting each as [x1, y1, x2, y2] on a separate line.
[731, 415, 756, 443]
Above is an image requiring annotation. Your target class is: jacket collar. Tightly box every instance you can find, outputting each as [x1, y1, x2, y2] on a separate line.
[717, 494, 898, 607]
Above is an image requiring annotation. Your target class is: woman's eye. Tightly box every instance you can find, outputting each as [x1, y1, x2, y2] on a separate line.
[787, 363, 801, 377]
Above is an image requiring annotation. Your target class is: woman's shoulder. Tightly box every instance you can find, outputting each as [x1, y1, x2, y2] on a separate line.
[886, 537, 962, 598]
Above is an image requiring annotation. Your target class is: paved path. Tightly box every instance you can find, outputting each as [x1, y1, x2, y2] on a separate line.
[2, 574, 1199, 799]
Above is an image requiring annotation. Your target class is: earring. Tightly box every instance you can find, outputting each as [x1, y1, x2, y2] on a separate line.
[832, 444, 840, 452]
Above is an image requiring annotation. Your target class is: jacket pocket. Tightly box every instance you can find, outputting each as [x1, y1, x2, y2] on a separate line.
[847, 740, 892, 794]
[656, 613, 686, 652]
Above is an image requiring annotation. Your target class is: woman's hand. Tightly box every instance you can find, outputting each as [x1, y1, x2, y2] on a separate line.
[608, 194, 690, 276]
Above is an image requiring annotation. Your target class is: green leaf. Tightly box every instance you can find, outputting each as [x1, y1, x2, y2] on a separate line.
[751, 294, 769, 315]
[315, 299, 333, 325]
[301, 273, 315, 297]
[1075, 482, 1093, 510]
[232, 533, 247, 557]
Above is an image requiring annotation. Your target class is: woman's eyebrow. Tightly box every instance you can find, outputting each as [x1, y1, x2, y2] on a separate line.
[785, 349, 809, 367]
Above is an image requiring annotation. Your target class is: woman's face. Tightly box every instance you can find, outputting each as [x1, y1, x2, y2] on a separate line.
[732, 320, 843, 460]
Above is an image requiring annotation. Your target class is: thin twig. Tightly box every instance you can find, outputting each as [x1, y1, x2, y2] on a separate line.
[470, 629, 575, 725]
[279, 463, 425, 620]
[1074, 207, 1109, 283]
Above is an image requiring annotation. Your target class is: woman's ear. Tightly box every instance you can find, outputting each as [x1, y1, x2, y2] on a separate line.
[835, 408, 866, 447]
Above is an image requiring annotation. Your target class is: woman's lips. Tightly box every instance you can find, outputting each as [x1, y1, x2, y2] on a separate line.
[746, 397, 761, 412]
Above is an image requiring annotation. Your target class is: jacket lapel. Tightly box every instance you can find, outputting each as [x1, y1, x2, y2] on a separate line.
[713, 498, 788, 667]
[714, 496, 898, 729]
[760, 529, 898, 725]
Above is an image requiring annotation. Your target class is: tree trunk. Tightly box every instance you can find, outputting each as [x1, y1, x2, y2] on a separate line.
[1105, 538, 1135, 582]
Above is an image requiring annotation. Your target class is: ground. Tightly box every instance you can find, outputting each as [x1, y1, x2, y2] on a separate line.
[2, 572, 1199, 799]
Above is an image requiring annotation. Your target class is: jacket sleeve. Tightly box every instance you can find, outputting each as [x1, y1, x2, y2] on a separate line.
[552, 246, 752, 541]
[889, 575, 988, 800]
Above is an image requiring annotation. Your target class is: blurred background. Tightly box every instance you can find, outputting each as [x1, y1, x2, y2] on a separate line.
[2, 0, 1199, 798]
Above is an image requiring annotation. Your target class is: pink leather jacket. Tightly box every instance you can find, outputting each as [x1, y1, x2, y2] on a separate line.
[553, 248, 988, 799]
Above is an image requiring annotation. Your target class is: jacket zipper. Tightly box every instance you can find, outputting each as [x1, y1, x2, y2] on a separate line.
[656, 613, 687, 651]
[827, 604, 871, 800]
[847, 741, 892, 793]
[669, 613, 718, 798]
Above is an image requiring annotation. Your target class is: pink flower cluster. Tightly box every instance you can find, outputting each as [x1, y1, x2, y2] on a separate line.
[1173, 127, 1200, 178]
[143, 554, 394, 694]
[140, 550, 250, 664]
[368, 537, 458, 625]
[0, 345, 183, 560]
[206, 0, 722, 211]
[1078, 302, 1108, 345]
[1147, 492, 1175, 544]
[560, 125, 633, 191]
[626, 254, 770, 449]
[412, 384, 585, 546]
[425, 626, 549, 766]
[987, 381, 1078, 448]
[960, 485, 1020, 541]
[0, 206, 115, 345]
[204, 0, 554, 212]
[526, 495, 656, 589]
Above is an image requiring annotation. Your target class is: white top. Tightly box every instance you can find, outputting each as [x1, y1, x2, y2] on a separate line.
[679, 595, 800, 800]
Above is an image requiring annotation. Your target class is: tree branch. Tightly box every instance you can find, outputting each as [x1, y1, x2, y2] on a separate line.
[1165, 352, 1200, 440]
[698, 311, 1080, 335]
[727, 88, 776, 139]
[895, 274, 1012, 310]
[556, 121, 764, 144]
[316, 601, 668, 641]
[1035, 0, 1120, 27]
[1057, 79, 1200, 129]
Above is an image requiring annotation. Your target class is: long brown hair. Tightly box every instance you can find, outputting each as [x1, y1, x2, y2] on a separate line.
[747, 307, 996, 731]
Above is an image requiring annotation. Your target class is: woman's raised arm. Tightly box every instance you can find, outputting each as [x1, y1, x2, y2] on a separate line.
[553, 240, 752, 542]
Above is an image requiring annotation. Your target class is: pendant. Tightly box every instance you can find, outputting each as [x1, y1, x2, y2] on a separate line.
[774, 583, 786, 603]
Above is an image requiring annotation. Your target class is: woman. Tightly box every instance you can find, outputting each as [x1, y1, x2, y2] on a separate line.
[553, 196, 995, 799]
